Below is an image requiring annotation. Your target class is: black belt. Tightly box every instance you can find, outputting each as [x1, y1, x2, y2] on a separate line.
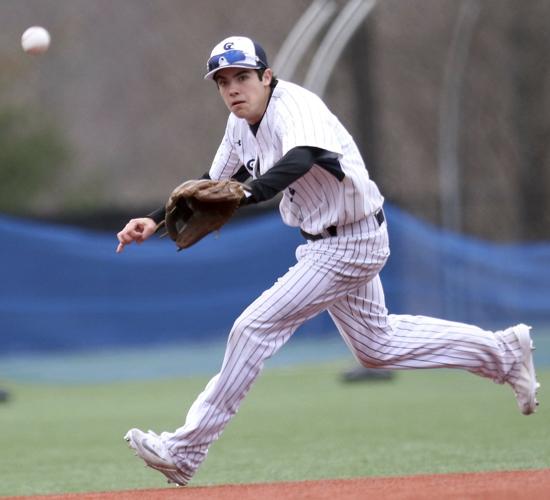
[301, 209, 385, 241]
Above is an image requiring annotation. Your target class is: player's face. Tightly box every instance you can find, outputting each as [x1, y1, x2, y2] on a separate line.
[215, 68, 273, 124]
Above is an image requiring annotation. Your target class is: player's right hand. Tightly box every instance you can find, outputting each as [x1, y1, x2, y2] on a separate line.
[116, 217, 158, 253]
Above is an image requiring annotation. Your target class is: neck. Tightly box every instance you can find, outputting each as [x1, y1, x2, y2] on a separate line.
[246, 85, 274, 125]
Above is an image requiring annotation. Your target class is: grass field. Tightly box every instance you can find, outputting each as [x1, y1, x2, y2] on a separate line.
[0, 361, 548, 497]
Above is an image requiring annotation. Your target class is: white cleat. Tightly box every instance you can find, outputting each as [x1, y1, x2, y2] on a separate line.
[508, 324, 540, 415]
[124, 428, 191, 486]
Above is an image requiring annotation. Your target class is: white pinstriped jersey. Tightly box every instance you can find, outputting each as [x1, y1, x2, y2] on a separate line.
[209, 80, 384, 234]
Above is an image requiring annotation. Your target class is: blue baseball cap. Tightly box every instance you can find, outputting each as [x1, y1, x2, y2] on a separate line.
[204, 36, 268, 80]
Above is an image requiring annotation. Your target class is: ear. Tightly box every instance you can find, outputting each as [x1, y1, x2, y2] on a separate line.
[262, 68, 273, 86]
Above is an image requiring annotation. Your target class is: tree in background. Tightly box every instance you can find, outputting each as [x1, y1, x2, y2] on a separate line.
[0, 107, 69, 215]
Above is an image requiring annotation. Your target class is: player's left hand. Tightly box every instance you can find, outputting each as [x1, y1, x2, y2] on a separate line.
[165, 179, 247, 250]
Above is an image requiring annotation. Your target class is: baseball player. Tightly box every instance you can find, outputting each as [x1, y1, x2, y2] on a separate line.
[117, 36, 539, 486]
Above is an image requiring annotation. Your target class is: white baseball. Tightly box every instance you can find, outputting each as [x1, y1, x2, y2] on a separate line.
[21, 26, 51, 54]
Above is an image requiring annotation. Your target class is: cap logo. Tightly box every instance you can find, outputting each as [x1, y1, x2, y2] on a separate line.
[223, 42, 234, 50]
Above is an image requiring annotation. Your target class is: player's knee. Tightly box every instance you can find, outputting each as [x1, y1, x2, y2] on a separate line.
[359, 358, 384, 368]
[357, 351, 395, 368]
[228, 308, 284, 351]
[228, 314, 263, 344]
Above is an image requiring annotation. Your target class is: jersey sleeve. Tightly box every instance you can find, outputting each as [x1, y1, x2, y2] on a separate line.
[243, 146, 317, 204]
[209, 116, 242, 180]
[274, 89, 344, 158]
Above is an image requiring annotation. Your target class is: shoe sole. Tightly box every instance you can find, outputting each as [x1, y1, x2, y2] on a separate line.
[515, 324, 540, 415]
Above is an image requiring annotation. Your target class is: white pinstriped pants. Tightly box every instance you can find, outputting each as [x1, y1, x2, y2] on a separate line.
[166, 211, 522, 477]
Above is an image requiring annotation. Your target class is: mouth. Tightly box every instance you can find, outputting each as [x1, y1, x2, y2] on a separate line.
[231, 100, 246, 108]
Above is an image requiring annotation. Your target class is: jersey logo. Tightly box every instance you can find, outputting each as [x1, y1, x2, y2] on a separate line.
[246, 158, 256, 171]
[288, 187, 296, 202]
[236, 139, 242, 146]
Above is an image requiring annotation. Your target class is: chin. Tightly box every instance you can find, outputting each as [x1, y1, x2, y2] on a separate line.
[233, 109, 250, 120]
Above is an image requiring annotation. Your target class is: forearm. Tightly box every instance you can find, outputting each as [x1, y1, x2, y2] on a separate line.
[241, 147, 320, 205]
[145, 206, 165, 225]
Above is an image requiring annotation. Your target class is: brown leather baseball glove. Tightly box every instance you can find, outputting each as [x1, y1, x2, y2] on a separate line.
[164, 179, 248, 250]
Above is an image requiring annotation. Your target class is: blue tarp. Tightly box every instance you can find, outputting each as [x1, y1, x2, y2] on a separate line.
[1, 205, 549, 355]
[382, 208, 550, 326]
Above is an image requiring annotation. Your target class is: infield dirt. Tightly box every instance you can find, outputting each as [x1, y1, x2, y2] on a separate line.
[6, 469, 549, 500]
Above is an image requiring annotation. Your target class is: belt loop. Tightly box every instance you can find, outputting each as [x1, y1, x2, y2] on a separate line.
[375, 209, 385, 226]
[301, 212, 383, 241]
[300, 229, 321, 241]
[300, 225, 337, 241]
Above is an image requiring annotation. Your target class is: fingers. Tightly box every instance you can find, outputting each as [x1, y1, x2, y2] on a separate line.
[116, 221, 142, 253]
[123, 228, 145, 241]
[115, 218, 157, 254]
